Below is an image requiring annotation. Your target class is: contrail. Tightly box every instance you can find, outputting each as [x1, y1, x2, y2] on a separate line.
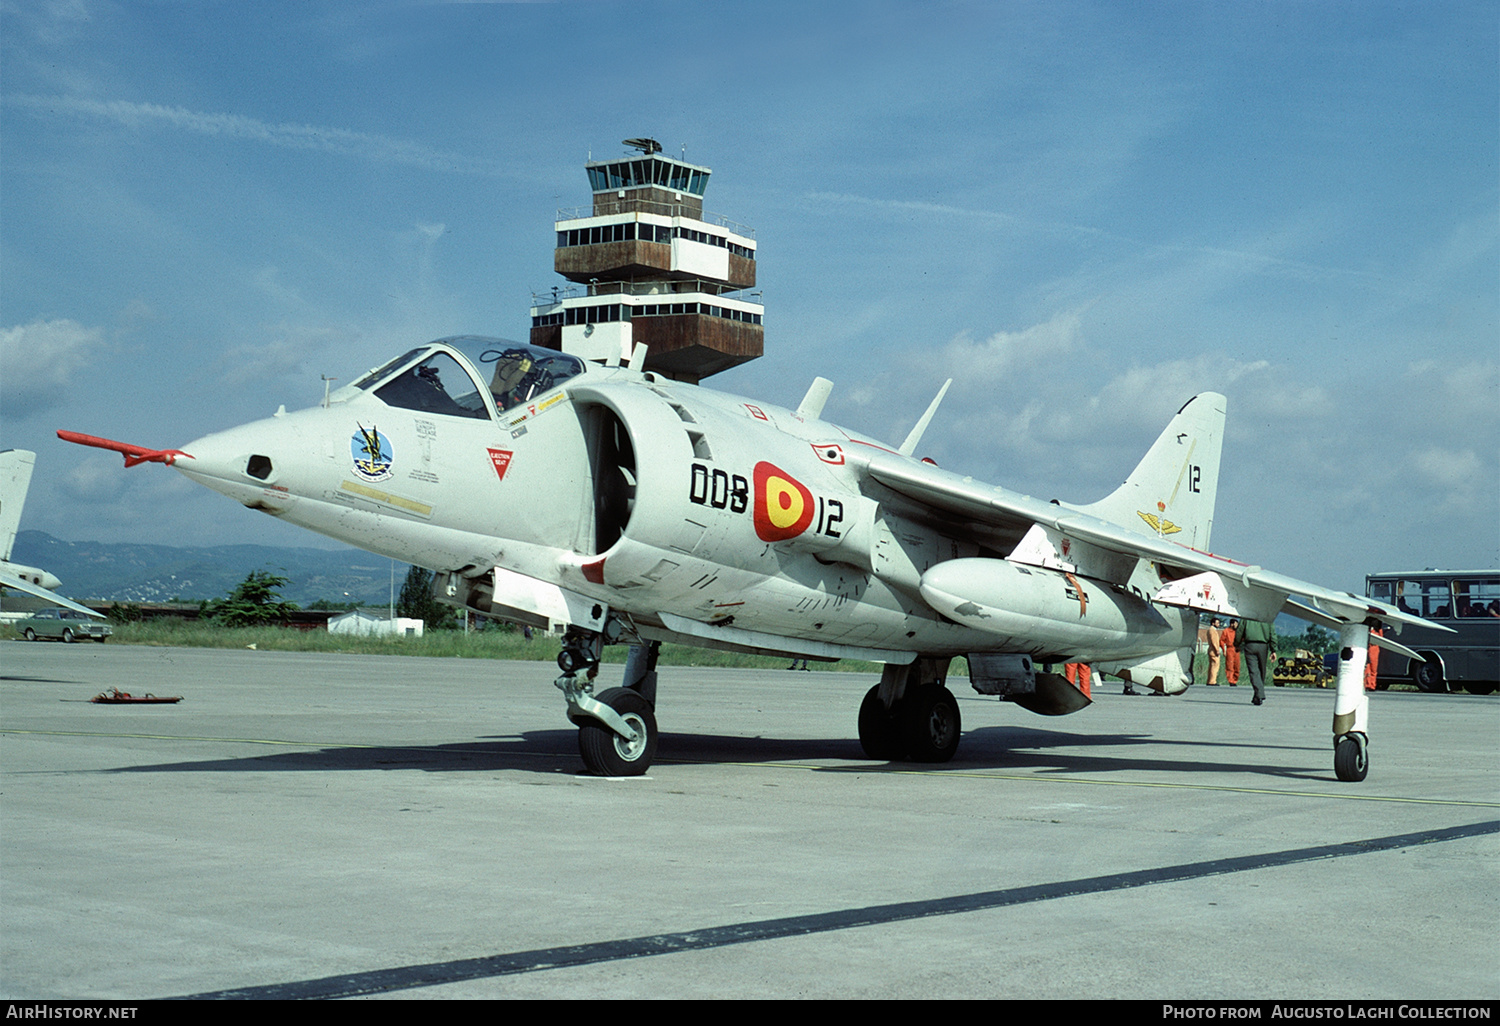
[6, 93, 513, 177]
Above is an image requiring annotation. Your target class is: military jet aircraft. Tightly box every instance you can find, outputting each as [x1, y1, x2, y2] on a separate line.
[59, 336, 1444, 780]
[0, 449, 104, 618]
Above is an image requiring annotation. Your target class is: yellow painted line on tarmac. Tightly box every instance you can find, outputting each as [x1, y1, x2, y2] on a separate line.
[10, 728, 1498, 807]
[924, 769, 1500, 808]
[659, 756, 1500, 809]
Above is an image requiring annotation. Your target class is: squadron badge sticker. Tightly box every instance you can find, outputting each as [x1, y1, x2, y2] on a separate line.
[351, 424, 394, 482]
[1137, 510, 1182, 536]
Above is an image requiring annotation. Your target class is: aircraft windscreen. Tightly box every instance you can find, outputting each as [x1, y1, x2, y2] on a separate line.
[373, 352, 491, 419]
[352, 349, 426, 390]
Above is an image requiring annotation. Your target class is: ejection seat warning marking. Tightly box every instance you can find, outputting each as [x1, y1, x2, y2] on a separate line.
[487, 448, 514, 481]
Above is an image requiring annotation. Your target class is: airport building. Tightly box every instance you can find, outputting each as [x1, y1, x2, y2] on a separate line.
[530, 138, 763, 383]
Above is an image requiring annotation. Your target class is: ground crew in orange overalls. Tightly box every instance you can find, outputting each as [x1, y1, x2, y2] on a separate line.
[1065, 663, 1092, 699]
[1223, 619, 1241, 686]
[1365, 627, 1382, 691]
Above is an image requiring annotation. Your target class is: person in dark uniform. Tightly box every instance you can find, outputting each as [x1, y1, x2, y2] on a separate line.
[1237, 618, 1276, 706]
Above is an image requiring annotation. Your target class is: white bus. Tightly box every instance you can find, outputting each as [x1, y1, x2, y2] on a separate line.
[1366, 570, 1500, 694]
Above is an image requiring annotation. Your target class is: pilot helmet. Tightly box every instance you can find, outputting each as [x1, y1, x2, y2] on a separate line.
[489, 348, 535, 395]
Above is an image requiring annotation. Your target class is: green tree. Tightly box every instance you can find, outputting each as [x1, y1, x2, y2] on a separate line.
[106, 602, 143, 624]
[1279, 624, 1336, 654]
[397, 565, 456, 630]
[207, 570, 299, 627]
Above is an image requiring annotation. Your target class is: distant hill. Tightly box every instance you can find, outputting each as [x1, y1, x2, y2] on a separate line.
[9, 530, 408, 607]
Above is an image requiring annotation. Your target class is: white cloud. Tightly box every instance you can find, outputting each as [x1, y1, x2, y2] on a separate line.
[1409, 447, 1482, 488]
[0, 318, 107, 418]
[1404, 359, 1499, 427]
[939, 312, 1084, 386]
[56, 454, 127, 505]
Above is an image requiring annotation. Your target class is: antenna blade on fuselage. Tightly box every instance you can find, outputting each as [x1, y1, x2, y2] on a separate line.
[796, 378, 833, 420]
[899, 379, 951, 456]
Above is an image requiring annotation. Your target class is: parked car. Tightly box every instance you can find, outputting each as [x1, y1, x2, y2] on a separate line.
[16, 608, 112, 643]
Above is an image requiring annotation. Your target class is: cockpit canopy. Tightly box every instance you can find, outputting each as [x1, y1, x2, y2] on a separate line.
[349, 337, 586, 418]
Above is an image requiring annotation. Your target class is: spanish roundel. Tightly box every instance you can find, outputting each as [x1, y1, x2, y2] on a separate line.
[753, 461, 814, 542]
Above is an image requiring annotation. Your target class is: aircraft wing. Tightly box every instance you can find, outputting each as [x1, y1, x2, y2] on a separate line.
[849, 447, 1448, 642]
[0, 567, 105, 619]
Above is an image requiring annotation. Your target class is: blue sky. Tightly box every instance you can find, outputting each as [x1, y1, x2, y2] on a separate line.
[2, 0, 1495, 596]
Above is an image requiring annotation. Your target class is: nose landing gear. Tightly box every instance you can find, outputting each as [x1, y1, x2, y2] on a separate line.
[554, 630, 660, 776]
[576, 687, 658, 777]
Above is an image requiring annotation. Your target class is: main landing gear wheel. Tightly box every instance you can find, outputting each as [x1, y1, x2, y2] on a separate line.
[858, 684, 961, 763]
[858, 685, 904, 760]
[1334, 733, 1369, 782]
[903, 685, 961, 763]
[578, 687, 658, 777]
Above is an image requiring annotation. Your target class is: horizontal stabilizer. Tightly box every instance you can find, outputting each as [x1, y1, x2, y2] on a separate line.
[0, 568, 104, 618]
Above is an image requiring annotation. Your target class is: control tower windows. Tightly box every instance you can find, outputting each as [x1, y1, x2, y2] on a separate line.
[557, 221, 754, 261]
[586, 157, 710, 197]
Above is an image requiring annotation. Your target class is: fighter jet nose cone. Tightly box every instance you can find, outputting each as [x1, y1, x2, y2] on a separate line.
[172, 434, 235, 481]
[171, 422, 284, 495]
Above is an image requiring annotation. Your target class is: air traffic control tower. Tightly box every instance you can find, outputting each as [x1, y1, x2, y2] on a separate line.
[530, 138, 763, 383]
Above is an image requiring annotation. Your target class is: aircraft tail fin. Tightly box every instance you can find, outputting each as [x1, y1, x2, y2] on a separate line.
[1076, 393, 1225, 552]
[0, 449, 37, 562]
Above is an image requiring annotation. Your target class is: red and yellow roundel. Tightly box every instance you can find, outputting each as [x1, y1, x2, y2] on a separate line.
[753, 461, 814, 542]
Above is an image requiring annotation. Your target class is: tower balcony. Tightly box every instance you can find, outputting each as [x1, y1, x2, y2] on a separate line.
[554, 211, 755, 289]
[529, 282, 764, 384]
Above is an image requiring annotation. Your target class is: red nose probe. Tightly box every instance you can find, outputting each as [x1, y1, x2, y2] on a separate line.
[57, 430, 192, 468]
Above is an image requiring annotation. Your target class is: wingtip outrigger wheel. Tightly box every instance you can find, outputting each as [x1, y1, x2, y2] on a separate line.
[1334, 732, 1368, 782]
[1331, 621, 1374, 782]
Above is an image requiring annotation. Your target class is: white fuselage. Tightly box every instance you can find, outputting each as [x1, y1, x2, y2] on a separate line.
[173, 344, 1189, 665]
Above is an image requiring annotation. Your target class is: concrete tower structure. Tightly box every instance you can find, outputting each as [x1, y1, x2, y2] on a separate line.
[530, 139, 763, 383]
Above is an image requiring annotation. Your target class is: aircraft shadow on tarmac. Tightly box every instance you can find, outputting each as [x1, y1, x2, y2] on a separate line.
[98, 722, 1332, 782]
